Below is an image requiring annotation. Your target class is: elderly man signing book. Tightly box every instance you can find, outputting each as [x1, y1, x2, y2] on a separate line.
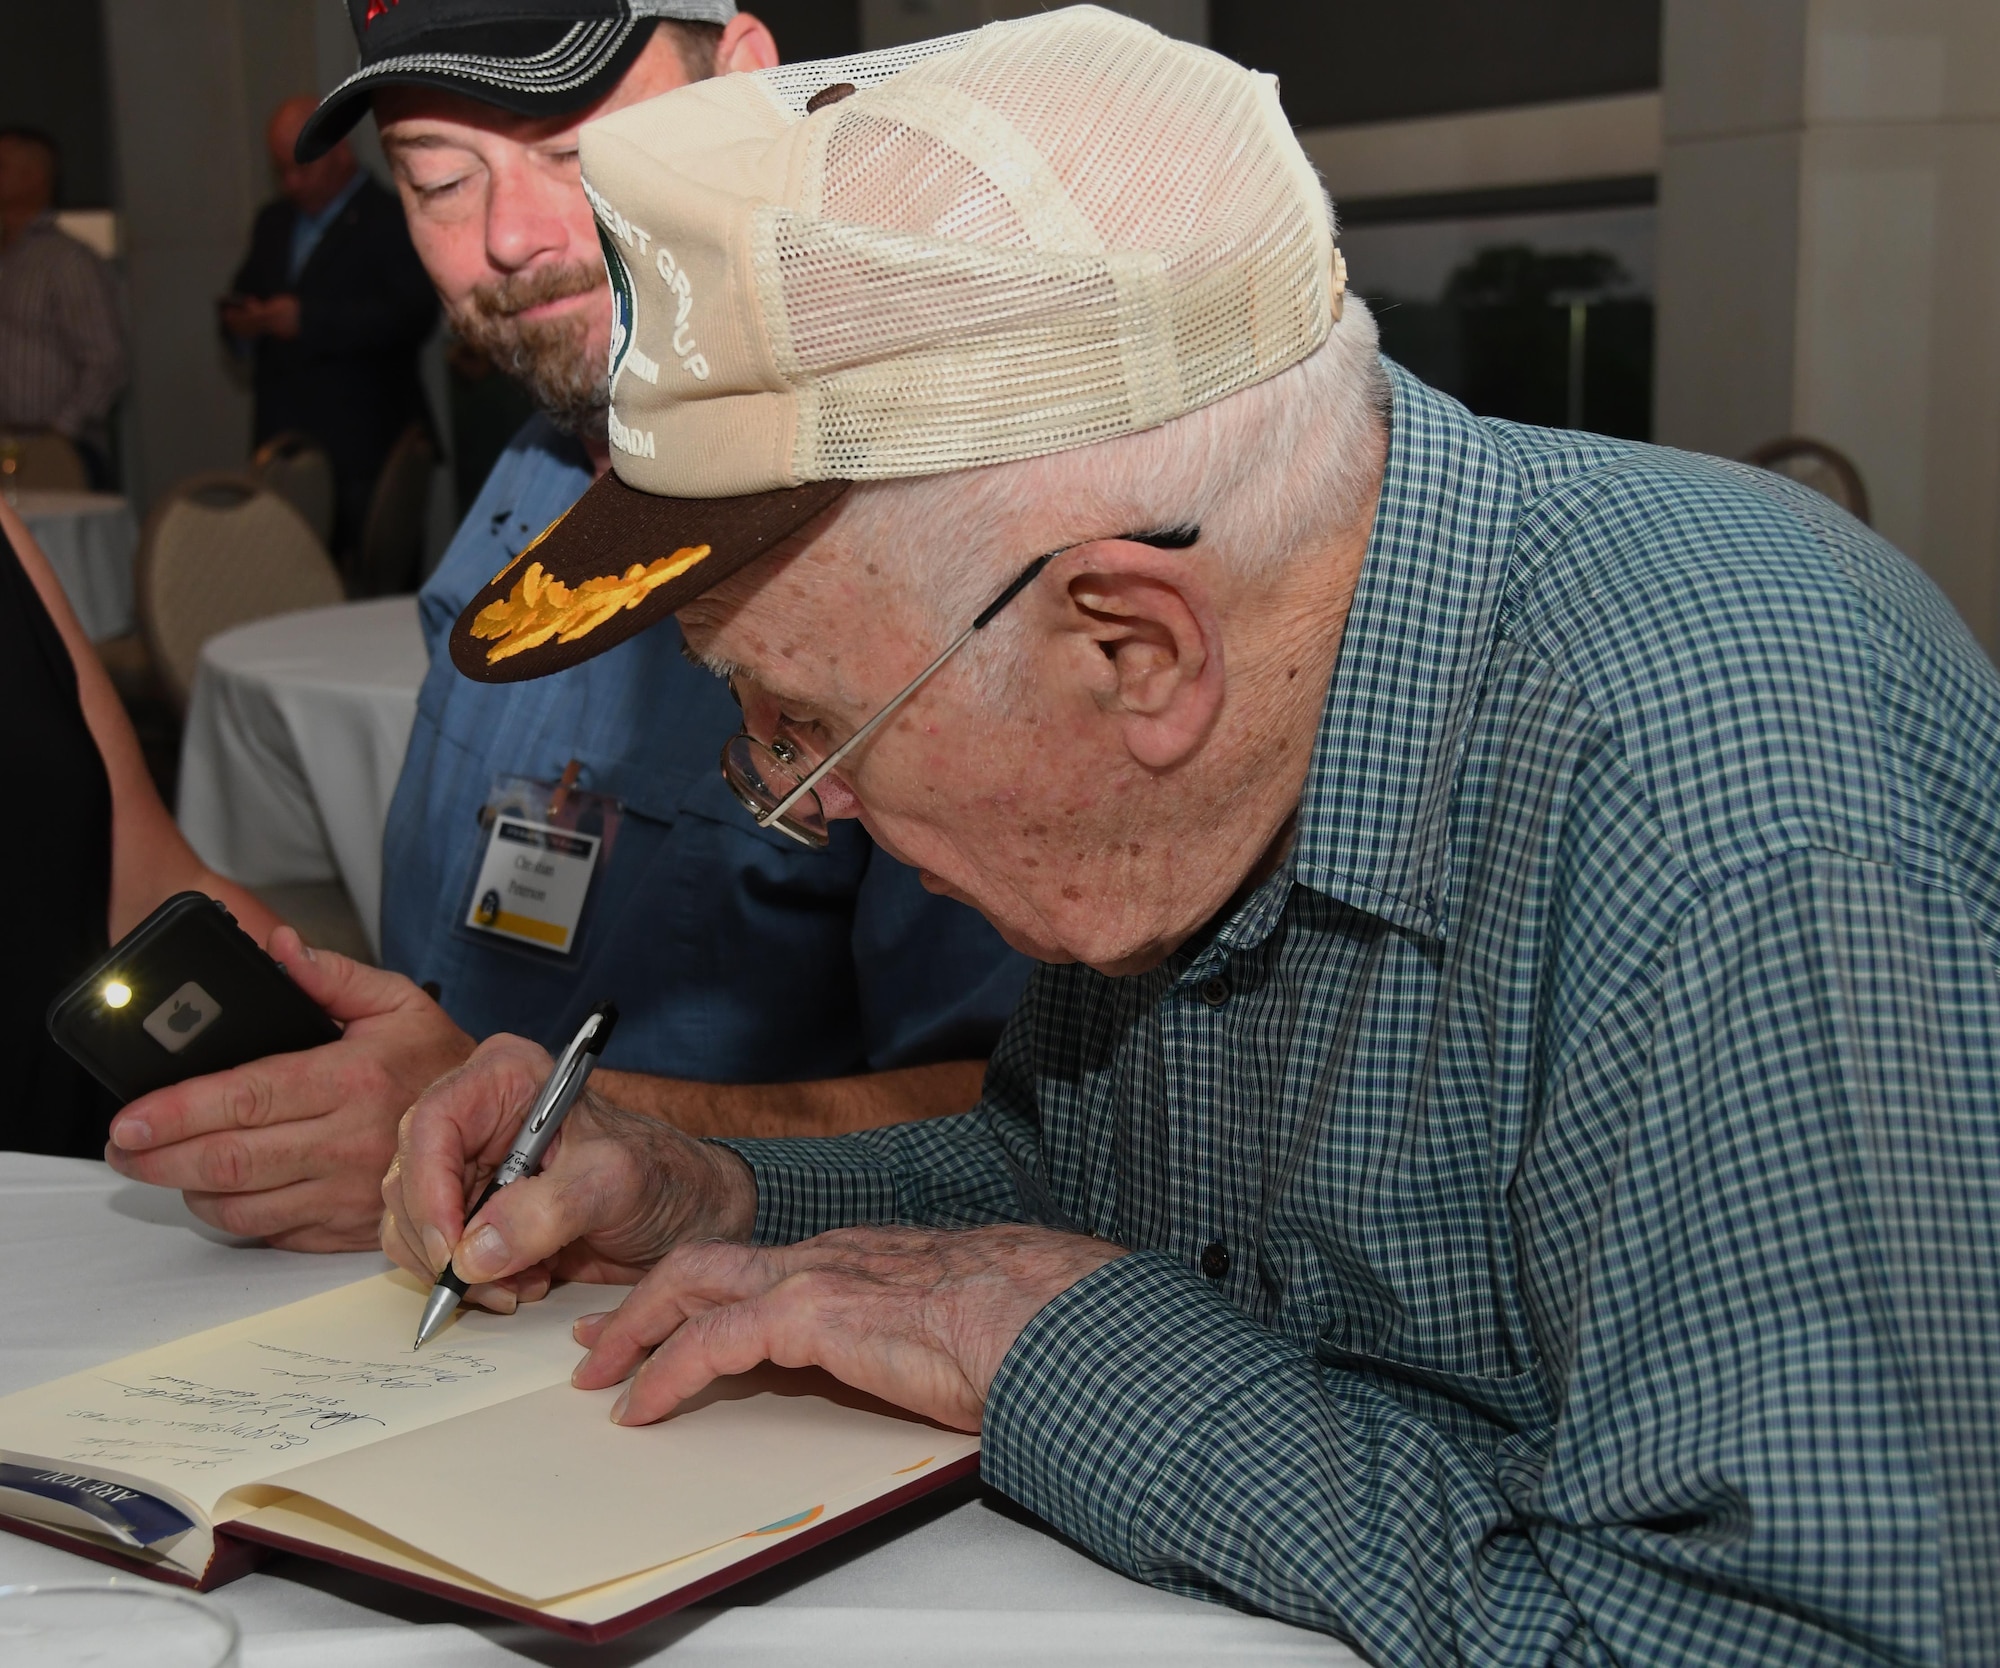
[379, 12, 2000, 1664]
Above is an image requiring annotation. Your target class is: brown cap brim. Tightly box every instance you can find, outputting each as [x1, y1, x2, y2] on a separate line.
[448, 471, 850, 683]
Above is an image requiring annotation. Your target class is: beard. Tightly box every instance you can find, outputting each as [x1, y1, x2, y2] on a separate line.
[447, 261, 610, 442]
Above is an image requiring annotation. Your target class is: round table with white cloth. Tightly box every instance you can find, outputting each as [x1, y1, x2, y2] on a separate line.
[177, 597, 428, 957]
[12, 488, 140, 642]
[0, 1154, 1360, 1668]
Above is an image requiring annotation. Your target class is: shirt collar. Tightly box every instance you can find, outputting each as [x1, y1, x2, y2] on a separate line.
[1288, 364, 1521, 942]
[4, 211, 58, 248]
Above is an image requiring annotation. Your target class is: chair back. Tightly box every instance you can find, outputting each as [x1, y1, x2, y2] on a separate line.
[251, 431, 336, 548]
[136, 473, 344, 708]
[0, 430, 88, 492]
[355, 423, 436, 597]
[1744, 436, 1871, 526]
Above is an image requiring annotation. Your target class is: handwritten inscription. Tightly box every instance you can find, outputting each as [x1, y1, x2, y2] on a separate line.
[0, 1276, 625, 1520]
[47, 1345, 504, 1472]
[249, 1344, 496, 1391]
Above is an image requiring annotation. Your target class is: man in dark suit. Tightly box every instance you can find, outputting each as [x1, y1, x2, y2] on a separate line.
[222, 95, 437, 566]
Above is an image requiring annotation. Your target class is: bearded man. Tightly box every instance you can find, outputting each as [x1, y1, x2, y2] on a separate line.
[102, 1, 1027, 1263]
[381, 13, 2000, 1665]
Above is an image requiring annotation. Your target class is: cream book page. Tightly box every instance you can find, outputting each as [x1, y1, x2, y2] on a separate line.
[243, 1366, 979, 1603]
[240, 1437, 975, 1626]
[0, 1272, 622, 1528]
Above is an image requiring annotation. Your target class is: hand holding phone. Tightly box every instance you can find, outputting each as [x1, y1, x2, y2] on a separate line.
[46, 893, 341, 1103]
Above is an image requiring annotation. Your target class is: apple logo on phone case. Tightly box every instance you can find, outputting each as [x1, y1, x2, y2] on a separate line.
[142, 981, 222, 1055]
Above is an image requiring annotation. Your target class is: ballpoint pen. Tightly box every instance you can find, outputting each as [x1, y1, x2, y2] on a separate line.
[413, 1000, 619, 1348]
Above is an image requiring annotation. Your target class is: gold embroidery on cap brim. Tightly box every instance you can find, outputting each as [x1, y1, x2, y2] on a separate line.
[484, 504, 572, 589]
[472, 544, 712, 664]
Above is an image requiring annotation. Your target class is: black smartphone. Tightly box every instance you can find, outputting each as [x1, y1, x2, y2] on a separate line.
[45, 892, 341, 1103]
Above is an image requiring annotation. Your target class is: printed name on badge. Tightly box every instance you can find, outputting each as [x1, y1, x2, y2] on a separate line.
[463, 815, 601, 953]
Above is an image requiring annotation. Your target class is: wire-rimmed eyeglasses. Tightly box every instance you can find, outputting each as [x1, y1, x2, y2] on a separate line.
[719, 526, 1199, 849]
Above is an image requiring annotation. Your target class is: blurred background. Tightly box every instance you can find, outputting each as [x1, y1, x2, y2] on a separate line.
[2, 1, 1993, 849]
[11, 1, 1995, 638]
[13, 4, 1996, 639]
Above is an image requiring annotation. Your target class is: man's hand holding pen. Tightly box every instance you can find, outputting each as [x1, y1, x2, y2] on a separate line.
[379, 1031, 756, 1313]
[383, 1036, 1125, 1433]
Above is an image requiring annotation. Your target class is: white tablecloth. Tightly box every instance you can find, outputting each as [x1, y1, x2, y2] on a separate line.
[14, 488, 139, 642]
[177, 597, 429, 956]
[0, 1155, 1357, 1667]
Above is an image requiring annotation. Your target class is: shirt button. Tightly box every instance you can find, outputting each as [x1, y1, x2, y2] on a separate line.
[1199, 1240, 1230, 1280]
[1197, 976, 1230, 1007]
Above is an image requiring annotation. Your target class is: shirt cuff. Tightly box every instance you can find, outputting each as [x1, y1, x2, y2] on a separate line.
[981, 1249, 1296, 1572]
[710, 1134, 904, 1246]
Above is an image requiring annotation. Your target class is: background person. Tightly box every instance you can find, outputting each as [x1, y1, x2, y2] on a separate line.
[0, 493, 282, 1155]
[0, 128, 124, 487]
[222, 96, 437, 567]
[101, 0, 1028, 1261]
[382, 16, 2000, 1664]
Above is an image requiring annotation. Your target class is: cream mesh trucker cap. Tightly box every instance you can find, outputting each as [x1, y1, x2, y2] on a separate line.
[450, 4, 1345, 682]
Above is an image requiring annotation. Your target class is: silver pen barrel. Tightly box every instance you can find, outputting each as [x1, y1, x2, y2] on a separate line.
[412, 1002, 619, 1348]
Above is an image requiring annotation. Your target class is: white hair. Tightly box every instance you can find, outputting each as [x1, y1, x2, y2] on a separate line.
[820, 296, 1388, 700]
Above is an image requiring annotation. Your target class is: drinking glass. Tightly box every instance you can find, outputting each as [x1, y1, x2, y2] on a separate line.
[0, 1581, 240, 1667]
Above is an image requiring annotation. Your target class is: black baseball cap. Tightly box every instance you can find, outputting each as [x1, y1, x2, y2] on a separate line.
[296, 0, 739, 162]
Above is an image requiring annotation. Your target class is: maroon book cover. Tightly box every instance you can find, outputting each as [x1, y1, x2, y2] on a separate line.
[1, 1451, 978, 1642]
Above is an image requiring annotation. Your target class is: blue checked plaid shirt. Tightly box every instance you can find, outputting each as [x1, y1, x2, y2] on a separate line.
[721, 368, 2000, 1665]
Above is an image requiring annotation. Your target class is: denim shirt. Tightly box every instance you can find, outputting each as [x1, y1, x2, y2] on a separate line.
[379, 415, 1029, 1079]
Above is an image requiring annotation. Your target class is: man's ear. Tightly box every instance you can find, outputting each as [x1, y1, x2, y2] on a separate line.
[1060, 544, 1223, 771]
[717, 14, 782, 75]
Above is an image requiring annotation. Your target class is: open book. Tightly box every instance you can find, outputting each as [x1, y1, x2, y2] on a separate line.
[0, 1273, 978, 1640]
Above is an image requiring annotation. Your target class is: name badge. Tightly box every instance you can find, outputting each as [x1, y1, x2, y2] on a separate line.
[463, 815, 601, 954]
